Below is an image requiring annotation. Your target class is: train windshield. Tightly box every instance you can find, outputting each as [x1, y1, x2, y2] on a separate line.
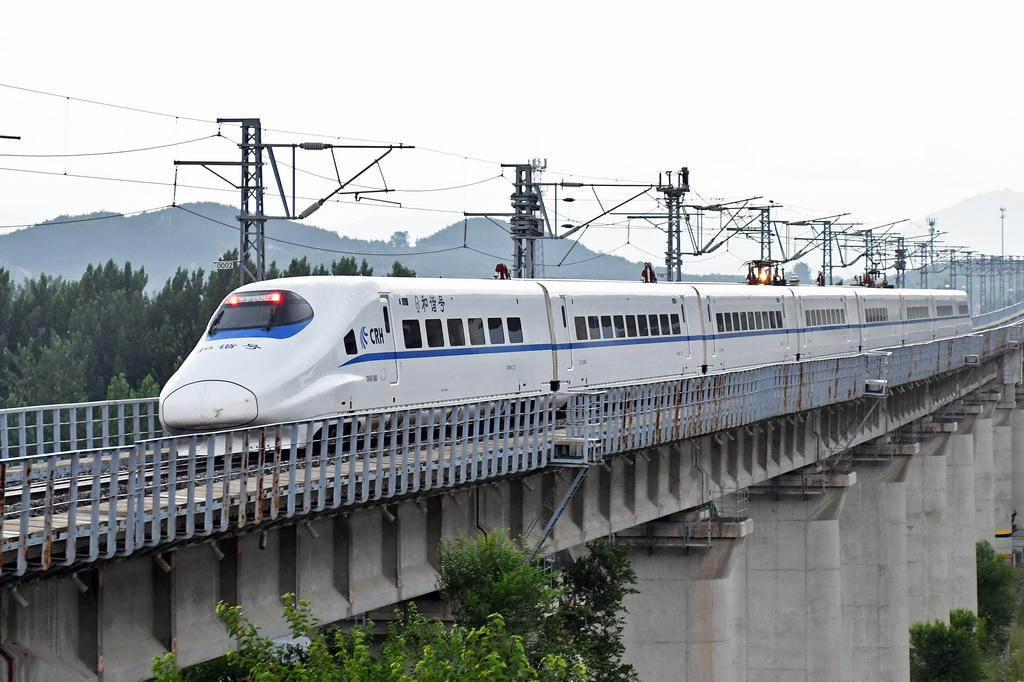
[209, 290, 313, 334]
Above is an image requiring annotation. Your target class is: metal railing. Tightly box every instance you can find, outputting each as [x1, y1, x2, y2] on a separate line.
[0, 398, 162, 460]
[2, 321, 1022, 581]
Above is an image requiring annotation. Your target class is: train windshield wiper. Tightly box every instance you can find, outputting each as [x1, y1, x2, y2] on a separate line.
[208, 310, 225, 335]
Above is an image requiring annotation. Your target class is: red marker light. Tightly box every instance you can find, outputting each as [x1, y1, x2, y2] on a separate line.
[269, 292, 282, 303]
[228, 295, 241, 306]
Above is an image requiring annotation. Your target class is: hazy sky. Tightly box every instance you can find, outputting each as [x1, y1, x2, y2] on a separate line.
[2, 1, 1022, 276]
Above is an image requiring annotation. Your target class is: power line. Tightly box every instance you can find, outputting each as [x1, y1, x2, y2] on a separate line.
[173, 205, 469, 259]
[0, 134, 222, 158]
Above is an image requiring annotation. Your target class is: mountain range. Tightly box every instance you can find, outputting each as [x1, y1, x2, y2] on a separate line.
[1, 189, 1020, 290]
[0, 203, 651, 289]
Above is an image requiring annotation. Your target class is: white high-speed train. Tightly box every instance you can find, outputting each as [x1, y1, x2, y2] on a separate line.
[158, 276, 970, 433]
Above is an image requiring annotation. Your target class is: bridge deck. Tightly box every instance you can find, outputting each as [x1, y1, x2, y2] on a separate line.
[1, 326, 1019, 582]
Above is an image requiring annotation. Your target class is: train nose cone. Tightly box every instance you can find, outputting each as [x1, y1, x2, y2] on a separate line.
[161, 380, 258, 430]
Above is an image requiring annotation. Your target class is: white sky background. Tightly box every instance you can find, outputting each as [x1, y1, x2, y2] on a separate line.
[1, 0, 1022, 277]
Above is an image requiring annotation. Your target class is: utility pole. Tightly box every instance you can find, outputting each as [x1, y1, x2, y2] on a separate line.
[894, 236, 908, 288]
[229, 119, 265, 285]
[177, 118, 410, 286]
[659, 168, 690, 282]
[920, 218, 937, 289]
[1001, 207, 1007, 259]
[508, 163, 544, 279]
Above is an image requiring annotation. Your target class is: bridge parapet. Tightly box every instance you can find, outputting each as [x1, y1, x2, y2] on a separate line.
[0, 398, 161, 460]
[2, 322, 1021, 585]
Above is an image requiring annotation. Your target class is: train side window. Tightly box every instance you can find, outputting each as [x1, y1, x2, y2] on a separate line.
[588, 315, 600, 339]
[613, 315, 626, 338]
[344, 329, 357, 355]
[638, 315, 650, 336]
[507, 317, 524, 343]
[754, 312, 763, 330]
[670, 314, 681, 335]
[716, 313, 725, 333]
[575, 316, 588, 341]
[488, 317, 505, 344]
[739, 313, 748, 331]
[468, 318, 486, 345]
[601, 315, 614, 339]
[382, 306, 391, 334]
[402, 319, 423, 348]
[425, 319, 445, 347]
[649, 314, 661, 335]
[626, 315, 638, 337]
[731, 312, 740, 331]
[448, 319, 466, 346]
[724, 314, 733, 332]
[775, 311, 783, 328]
[746, 312, 755, 330]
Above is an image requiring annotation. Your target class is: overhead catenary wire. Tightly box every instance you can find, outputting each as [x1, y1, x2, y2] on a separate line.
[0, 134, 222, 158]
[1, 81, 888, 275]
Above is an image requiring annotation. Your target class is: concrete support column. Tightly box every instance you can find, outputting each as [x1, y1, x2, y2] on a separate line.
[839, 459, 910, 681]
[1012, 407, 1024, 534]
[974, 414, 995, 544]
[745, 489, 849, 681]
[993, 410, 1014, 553]
[949, 430, 979, 612]
[621, 540, 745, 680]
[906, 440, 952, 624]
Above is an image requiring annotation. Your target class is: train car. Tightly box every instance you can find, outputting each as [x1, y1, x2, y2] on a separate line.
[159, 275, 970, 434]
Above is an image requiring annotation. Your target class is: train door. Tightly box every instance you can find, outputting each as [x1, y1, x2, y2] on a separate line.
[380, 294, 399, 385]
[559, 295, 574, 372]
[677, 296, 693, 364]
[538, 284, 572, 391]
[694, 291, 716, 372]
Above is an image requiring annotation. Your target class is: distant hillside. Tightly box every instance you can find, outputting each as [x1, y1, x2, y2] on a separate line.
[0, 202, 669, 288]
[912, 188, 1024, 257]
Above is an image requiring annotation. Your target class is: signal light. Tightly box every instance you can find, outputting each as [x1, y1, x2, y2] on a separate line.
[226, 291, 285, 306]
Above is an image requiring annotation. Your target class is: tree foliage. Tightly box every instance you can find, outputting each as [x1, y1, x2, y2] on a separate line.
[909, 608, 986, 681]
[976, 540, 1016, 639]
[438, 532, 638, 681]
[152, 596, 584, 681]
[0, 253, 408, 407]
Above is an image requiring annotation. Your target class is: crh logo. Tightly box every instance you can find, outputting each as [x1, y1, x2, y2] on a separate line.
[360, 326, 385, 349]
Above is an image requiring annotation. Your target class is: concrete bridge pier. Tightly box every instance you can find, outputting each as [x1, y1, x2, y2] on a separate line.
[1012, 405, 1024, 543]
[905, 434, 954, 624]
[838, 458, 910, 681]
[743, 486, 851, 681]
[620, 538, 747, 680]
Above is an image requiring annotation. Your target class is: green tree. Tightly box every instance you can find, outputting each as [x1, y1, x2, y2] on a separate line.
[437, 533, 637, 680]
[389, 260, 416, 277]
[909, 608, 985, 681]
[329, 257, 374, 276]
[437, 531, 556, 643]
[976, 540, 1015, 639]
[153, 596, 584, 681]
[552, 540, 639, 681]
[2, 334, 89, 407]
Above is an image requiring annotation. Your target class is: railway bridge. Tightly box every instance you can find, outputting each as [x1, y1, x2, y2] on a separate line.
[2, 306, 1024, 681]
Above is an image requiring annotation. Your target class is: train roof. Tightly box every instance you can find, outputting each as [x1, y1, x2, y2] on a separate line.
[230, 275, 965, 300]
